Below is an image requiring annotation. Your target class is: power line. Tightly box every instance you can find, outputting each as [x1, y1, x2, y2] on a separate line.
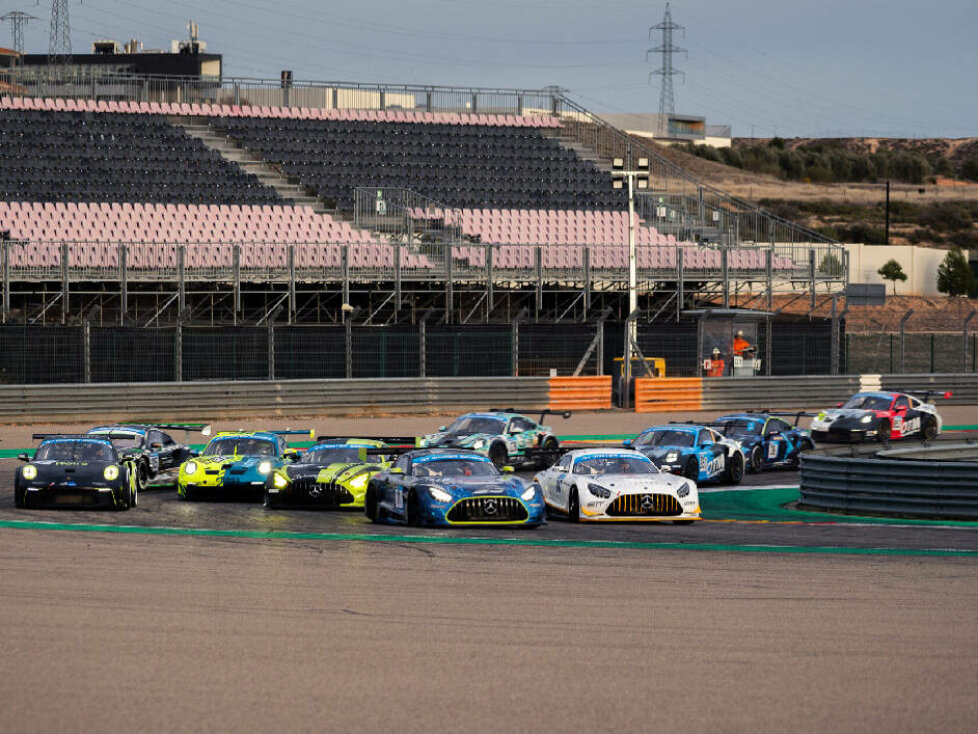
[1, 11, 39, 54]
[646, 2, 685, 136]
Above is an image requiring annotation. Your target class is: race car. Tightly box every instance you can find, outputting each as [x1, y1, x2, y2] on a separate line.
[177, 429, 313, 501]
[417, 408, 569, 469]
[624, 424, 746, 485]
[810, 390, 950, 443]
[364, 448, 545, 528]
[15, 434, 139, 510]
[535, 448, 699, 523]
[86, 422, 209, 490]
[264, 437, 411, 509]
[712, 412, 815, 472]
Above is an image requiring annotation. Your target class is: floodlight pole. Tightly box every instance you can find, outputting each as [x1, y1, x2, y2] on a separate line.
[611, 158, 650, 407]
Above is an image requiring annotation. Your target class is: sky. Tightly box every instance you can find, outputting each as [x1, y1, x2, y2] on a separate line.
[7, 0, 978, 138]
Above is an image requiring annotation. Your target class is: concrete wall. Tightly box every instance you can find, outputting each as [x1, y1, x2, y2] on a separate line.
[845, 244, 966, 296]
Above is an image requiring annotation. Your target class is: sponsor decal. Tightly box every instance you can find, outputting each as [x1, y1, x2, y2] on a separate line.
[703, 454, 725, 476]
[900, 417, 921, 436]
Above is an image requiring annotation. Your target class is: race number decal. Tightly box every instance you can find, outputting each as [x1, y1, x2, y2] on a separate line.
[767, 441, 779, 459]
[901, 417, 921, 436]
[394, 489, 404, 509]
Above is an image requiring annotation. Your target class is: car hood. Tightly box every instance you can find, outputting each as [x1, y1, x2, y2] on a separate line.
[194, 455, 271, 471]
[287, 462, 383, 481]
[635, 445, 690, 461]
[419, 432, 496, 447]
[585, 473, 691, 494]
[818, 408, 875, 422]
[426, 476, 524, 495]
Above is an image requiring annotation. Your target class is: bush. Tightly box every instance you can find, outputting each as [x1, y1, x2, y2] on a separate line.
[937, 247, 975, 296]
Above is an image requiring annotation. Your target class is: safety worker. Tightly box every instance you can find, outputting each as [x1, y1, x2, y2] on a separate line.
[706, 347, 725, 378]
[732, 330, 751, 357]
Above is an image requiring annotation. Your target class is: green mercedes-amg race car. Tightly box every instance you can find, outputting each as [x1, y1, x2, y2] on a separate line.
[264, 437, 412, 509]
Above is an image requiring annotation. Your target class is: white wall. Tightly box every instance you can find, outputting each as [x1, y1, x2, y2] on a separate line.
[845, 244, 967, 296]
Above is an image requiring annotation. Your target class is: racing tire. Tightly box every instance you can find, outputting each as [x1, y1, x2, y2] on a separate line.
[179, 486, 195, 502]
[262, 492, 277, 509]
[877, 420, 891, 443]
[922, 416, 938, 440]
[748, 445, 764, 473]
[488, 442, 508, 470]
[682, 458, 699, 481]
[566, 489, 580, 522]
[14, 489, 25, 509]
[724, 451, 744, 486]
[364, 486, 379, 523]
[406, 491, 422, 527]
[538, 437, 559, 469]
[136, 461, 149, 492]
[131, 482, 138, 508]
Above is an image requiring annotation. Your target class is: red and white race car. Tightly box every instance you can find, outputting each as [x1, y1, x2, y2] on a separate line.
[810, 390, 951, 443]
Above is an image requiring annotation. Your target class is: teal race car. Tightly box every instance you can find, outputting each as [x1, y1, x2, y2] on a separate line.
[177, 429, 314, 501]
[417, 409, 570, 469]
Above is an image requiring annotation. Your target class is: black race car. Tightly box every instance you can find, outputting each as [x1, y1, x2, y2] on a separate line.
[15, 434, 139, 510]
[87, 423, 208, 489]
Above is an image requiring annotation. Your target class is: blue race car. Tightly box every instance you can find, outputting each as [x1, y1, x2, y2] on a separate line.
[364, 449, 545, 528]
[624, 424, 746, 485]
[712, 413, 815, 472]
[178, 430, 313, 501]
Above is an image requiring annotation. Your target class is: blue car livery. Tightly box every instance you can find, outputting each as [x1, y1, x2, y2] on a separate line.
[713, 414, 815, 472]
[624, 424, 746, 485]
[365, 449, 545, 527]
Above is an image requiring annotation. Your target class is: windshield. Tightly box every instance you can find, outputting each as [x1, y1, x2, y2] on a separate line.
[717, 420, 761, 436]
[35, 440, 116, 462]
[203, 437, 277, 457]
[89, 430, 143, 449]
[445, 416, 506, 435]
[843, 394, 892, 411]
[300, 446, 364, 464]
[411, 458, 498, 478]
[573, 456, 657, 475]
[634, 429, 695, 447]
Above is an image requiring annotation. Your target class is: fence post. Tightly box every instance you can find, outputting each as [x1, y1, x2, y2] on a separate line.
[419, 320, 426, 378]
[345, 320, 353, 379]
[83, 321, 91, 384]
[268, 323, 275, 381]
[61, 242, 69, 325]
[119, 244, 128, 325]
[1, 239, 8, 323]
[511, 321, 519, 376]
[174, 323, 183, 382]
[899, 309, 914, 373]
[964, 310, 976, 373]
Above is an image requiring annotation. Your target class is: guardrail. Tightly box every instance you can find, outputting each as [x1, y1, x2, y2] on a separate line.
[799, 447, 978, 519]
[0, 377, 551, 422]
[635, 375, 862, 412]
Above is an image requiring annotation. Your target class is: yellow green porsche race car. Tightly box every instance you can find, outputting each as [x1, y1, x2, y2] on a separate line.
[177, 430, 314, 501]
[264, 437, 412, 509]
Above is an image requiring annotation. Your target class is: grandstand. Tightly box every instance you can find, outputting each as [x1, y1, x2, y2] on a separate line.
[0, 78, 844, 330]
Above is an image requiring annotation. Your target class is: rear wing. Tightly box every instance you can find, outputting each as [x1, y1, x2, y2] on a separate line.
[268, 429, 316, 439]
[489, 408, 572, 424]
[122, 422, 213, 436]
[889, 389, 953, 404]
[314, 436, 418, 448]
[34, 432, 137, 441]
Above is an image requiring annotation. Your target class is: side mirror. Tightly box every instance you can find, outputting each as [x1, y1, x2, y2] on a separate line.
[622, 439, 632, 448]
[836, 402, 844, 408]
[389, 467, 404, 475]
[151, 442, 163, 450]
[17, 453, 29, 462]
[508, 427, 521, 435]
[502, 466, 515, 473]
[438, 426, 447, 432]
[283, 449, 300, 463]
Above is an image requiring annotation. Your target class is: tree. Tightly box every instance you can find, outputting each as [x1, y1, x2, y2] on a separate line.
[819, 252, 843, 277]
[936, 247, 976, 297]
[877, 259, 907, 294]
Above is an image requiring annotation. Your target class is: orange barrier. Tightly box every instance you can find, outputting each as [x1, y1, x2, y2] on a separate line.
[548, 376, 612, 411]
[634, 377, 703, 413]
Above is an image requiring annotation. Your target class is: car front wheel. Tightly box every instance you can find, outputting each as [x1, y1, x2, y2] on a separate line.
[566, 489, 580, 522]
[724, 452, 744, 485]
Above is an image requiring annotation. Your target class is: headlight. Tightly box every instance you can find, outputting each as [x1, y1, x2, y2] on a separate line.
[258, 461, 272, 475]
[22, 465, 37, 480]
[471, 439, 487, 450]
[676, 482, 691, 498]
[272, 473, 289, 489]
[104, 465, 120, 481]
[521, 485, 538, 501]
[347, 473, 370, 491]
[183, 461, 198, 475]
[428, 487, 453, 503]
[587, 482, 611, 498]
[665, 451, 679, 463]
[860, 415, 873, 424]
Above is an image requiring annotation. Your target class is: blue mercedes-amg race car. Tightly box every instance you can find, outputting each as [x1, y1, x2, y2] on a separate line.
[712, 413, 815, 472]
[624, 424, 746, 485]
[365, 448, 545, 527]
[178, 429, 313, 501]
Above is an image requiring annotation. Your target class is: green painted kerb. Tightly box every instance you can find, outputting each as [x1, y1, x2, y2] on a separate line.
[0, 519, 975, 557]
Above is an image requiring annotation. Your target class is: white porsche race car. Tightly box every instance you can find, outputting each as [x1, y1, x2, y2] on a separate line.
[533, 448, 700, 523]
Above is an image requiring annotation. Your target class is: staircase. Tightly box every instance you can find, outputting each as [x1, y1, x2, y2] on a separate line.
[178, 121, 328, 213]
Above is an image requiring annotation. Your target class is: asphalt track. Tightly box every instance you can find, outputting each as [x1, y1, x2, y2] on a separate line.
[1, 408, 976, 731]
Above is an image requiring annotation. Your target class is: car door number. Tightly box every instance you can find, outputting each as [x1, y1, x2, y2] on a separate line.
[898, 416, 920, 435]
[394, 487, 404, 509]
[767, 440, 780, 459]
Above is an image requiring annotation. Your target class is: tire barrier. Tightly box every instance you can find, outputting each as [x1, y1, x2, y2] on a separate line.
[634, 377, 703, 412]
[799, 438, 978, 519]
[548, 376, 612, 411]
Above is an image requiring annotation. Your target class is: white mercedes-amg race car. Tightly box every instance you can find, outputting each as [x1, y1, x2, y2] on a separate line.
[533, 448, 700, 523]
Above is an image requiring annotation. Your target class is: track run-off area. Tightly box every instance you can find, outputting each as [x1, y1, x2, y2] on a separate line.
[2, 409, 977, 732]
